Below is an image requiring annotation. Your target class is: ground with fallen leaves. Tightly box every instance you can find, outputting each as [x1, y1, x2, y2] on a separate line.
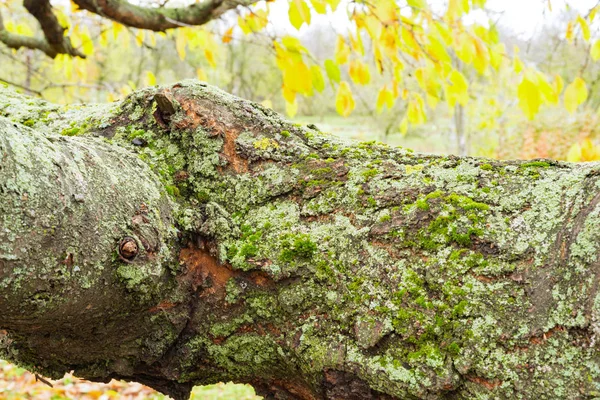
[0, 360, 261, 400]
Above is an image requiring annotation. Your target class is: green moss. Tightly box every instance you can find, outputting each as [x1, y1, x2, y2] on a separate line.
[280, 130, 291, 138]
[165, 185, 180, 197]
[480, 163, 493, 171]
[445, 193, 489, 211]
[61, 127, 81, 136]
[279, 234, 317, 262]
[362, 168, 379, 180]
[379, 214, 391, 222]
[239, 243, 258, 258]
[521, 161, 550, 168]
[312, 167, 333, 175]
[196, 190, 211, 203]
[415, 199, 429, 211]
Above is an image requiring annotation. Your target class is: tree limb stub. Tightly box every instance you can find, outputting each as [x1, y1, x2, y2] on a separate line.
[1, 81, 600, 399]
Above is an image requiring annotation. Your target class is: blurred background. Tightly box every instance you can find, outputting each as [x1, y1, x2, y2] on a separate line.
[1, 0, 600, 161]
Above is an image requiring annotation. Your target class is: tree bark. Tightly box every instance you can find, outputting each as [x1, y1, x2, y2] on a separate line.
[1, 81, 600, 400]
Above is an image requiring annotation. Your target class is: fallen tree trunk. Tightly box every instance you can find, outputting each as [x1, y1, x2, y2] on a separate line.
[1, 81, 600, 400]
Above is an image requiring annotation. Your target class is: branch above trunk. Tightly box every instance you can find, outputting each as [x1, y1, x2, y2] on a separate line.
[71, 0, 256, 31]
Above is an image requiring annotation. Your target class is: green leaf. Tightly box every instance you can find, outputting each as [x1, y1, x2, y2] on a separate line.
[324, 59, 341, 83]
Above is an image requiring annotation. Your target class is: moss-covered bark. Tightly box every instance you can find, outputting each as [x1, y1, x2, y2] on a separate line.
[1, 81, 600, 399]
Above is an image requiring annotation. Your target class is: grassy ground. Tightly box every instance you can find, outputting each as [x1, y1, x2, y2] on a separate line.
[0, 360, 261, 400]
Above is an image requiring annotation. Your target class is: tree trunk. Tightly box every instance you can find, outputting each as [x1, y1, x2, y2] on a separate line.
[1, 81, 600, 400]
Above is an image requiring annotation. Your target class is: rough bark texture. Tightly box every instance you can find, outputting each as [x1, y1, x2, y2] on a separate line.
[1, 80, 600, 400]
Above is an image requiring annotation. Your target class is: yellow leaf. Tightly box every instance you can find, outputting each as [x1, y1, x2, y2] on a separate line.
[407, 0, 427, 11]
[591, 5, 599, 21]
[446, 0, 469, 20]
[535, 72, 557, 104]
[196, 68, 207, 81]
[311, 66, 325, 92]
[325, 59, 340, 83]
[310, 0, 327, 14]
[223, 27, 234, 43]
[289, 0, 311, 30]
[567, 142, 581, 162]
[55, 9, 70, 31]
[325, 0, 340, 11]
[567, 139, 600, 162]
[99, 29, 108, 48]
[286, 99, 298, 117]
[335, 81, 355, 117]
[238, 10, 268, 34]
[564, 77, 588, 113]
[349, 31, 364, 56]
[176, 31, 186, 60]
[282, 85, 296, 103]
[112, 22, 124, 40]
[282, 60, 312, 95]
[349, 59, 371, 85]
[376, 86, 394, 113]
[577, 15, 590, 42]
[426, 94, 439, 109]
[238, 15, 252, 35]
[513, 56, 523, 74]
[446, 70, 469, 107]
[335, 35, 350, 65]
[135, 30, 145, 47]
[591, 39, 600, 61]
[399, 117, 408, 135]
[517, 77, 541, 120]
[457, 35, 476, 65]
[282, 36, 308, 53]
[407, 93, 426, 124]
[472, 38, 489, 74]
[489, 43, 505, 70]
[145, 71, 156, 86]
[581, 139, 600, 161]
[566, 20, 574, 43]
[553, 74, 564, 95]
[205, 49, 216, 67]
[427, 36, 451, 64]
[80, 26, 94, 56]
[371, 0, 398, 24]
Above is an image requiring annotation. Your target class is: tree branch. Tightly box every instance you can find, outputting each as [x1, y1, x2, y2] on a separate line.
[71, 0, 257, 31]
[22, 0, 86, 58]
[0, 9, 59, 57]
